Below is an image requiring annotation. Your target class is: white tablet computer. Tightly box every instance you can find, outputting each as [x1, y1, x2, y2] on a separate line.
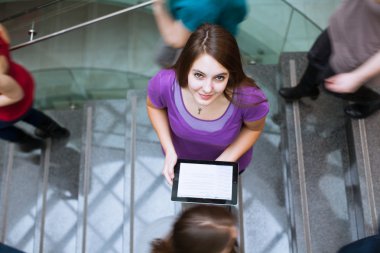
[171, 159, 238, 205]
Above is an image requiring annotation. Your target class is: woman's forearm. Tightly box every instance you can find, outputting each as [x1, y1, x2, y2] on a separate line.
[216, 118, 266, 162]
[152, 1, 191, 48]
[146, 98, 175, 153]
[0, 56, 9, 74]
[352, 50, 380, 84]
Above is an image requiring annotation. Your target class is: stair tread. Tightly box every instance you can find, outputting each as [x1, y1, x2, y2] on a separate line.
[280, 52, 354, 252]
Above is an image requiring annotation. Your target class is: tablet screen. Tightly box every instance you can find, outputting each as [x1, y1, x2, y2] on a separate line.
[171, 159, 238, 205]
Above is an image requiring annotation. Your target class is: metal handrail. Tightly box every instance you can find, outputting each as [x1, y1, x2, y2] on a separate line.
[10, 0, 156, 51]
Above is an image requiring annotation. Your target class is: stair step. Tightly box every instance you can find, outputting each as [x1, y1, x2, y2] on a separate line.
[33, 109, 84, 253]
[349, 115, 380, 236]
[244, 65, 291, 253]
[279, 52, 356, 253]
[79, 100, 128, 253]
[1, 142, 43, 253]
[126, 90, 178, 253]
[0, 141, 10, 243]
[0, 108, 84, 253]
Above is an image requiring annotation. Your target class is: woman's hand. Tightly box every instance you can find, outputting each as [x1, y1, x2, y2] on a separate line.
[325, 50, 380, 93]
[146, 96, 177, 185]
[163, 149, 177, 185]
[0, 74, 24, 107]
[324, 72, 364, 93]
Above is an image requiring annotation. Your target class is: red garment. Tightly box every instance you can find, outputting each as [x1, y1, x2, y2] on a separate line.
[0, 36, 34, 121]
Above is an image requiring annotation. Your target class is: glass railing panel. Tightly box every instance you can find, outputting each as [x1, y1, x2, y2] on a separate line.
[238, 0, 293, 64]
[282, 10, 321, 53]
[31, 68, 150, 109]
[9, 5, 160, 109]
[0, 0, 59, 22]
[1, 0, 144, 46]
[2, 0, 95, 45]
[283, 0, 340, 28]
[238, 0, 321, 65]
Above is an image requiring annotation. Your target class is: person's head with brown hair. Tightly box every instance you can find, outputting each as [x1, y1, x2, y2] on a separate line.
[173, 23, 256, 102]
[151, 205, 238, 253]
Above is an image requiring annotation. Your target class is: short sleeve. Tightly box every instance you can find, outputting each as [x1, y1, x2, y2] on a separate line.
[147, 69, 176, 109]
[148, 71, 165, 109]
[238, 87, 270, 122]
[169, 0, 219, 32]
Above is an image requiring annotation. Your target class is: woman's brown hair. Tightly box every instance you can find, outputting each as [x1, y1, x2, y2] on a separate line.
[151, 205, 237, 253]
[173, 23, 257, 102]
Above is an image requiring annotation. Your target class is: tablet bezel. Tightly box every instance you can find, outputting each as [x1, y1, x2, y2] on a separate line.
[171, 159, 239, 205]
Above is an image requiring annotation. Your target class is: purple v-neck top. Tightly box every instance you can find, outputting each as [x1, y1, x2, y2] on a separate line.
[148, 69, 269, 172]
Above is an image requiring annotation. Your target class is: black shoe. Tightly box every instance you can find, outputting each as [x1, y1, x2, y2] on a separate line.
[279, 86, 319, 101]
[18, 136, 45, 153]
[344, 102, 380, 119]
[35, 124, 70, 140]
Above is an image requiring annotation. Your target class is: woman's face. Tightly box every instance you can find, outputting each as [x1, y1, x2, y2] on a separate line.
[187, 53, 229, 106]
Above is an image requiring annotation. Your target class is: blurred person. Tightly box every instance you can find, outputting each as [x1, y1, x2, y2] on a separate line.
[279, 0, 380, 119]
[152, 0, 247, 68]
[0, 24, 70, 151]
[150, 205, 238, 253]
[146, 24, 268, 185]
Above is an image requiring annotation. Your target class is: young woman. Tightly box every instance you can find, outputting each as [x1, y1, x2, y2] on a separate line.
[146, 24, 269, 185]
[0, 24, 69, 151]
[151, 205, 238, 253]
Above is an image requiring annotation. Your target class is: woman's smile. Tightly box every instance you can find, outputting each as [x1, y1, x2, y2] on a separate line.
[199, 93, 213, 100]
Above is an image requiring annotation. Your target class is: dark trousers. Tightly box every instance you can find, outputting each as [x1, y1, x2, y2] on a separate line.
[298, 29, 335, 88]
[0, 243, 25, 253]
[299, 29, 380, 102]
[337, 235, 380, 253]
[0, 108, 55, 143]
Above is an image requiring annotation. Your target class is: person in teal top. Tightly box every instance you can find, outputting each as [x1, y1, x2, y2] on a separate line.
[168, 0, 247, 36]
[152, 0, 247, 67]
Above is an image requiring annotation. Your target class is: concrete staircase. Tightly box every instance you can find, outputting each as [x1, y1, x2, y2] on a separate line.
[0, 97, 177, 253]
[0, 63, 292, 253]
[278, 52, 380, 253]
[3, 55, 379, 253]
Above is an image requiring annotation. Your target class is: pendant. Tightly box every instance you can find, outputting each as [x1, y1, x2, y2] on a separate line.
[198, 108, 202, 114]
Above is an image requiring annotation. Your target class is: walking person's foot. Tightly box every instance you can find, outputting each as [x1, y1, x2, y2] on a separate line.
[344, 100, 380, 119]
[17, 135, 45, 153]
[279, 86, 319, 101]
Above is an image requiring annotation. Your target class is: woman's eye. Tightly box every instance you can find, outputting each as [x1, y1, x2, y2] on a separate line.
[215, 76, 225, 81]
[194, 73, 203, 79]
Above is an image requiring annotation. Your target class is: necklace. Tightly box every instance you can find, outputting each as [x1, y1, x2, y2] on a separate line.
[198, 107, 202, 114]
